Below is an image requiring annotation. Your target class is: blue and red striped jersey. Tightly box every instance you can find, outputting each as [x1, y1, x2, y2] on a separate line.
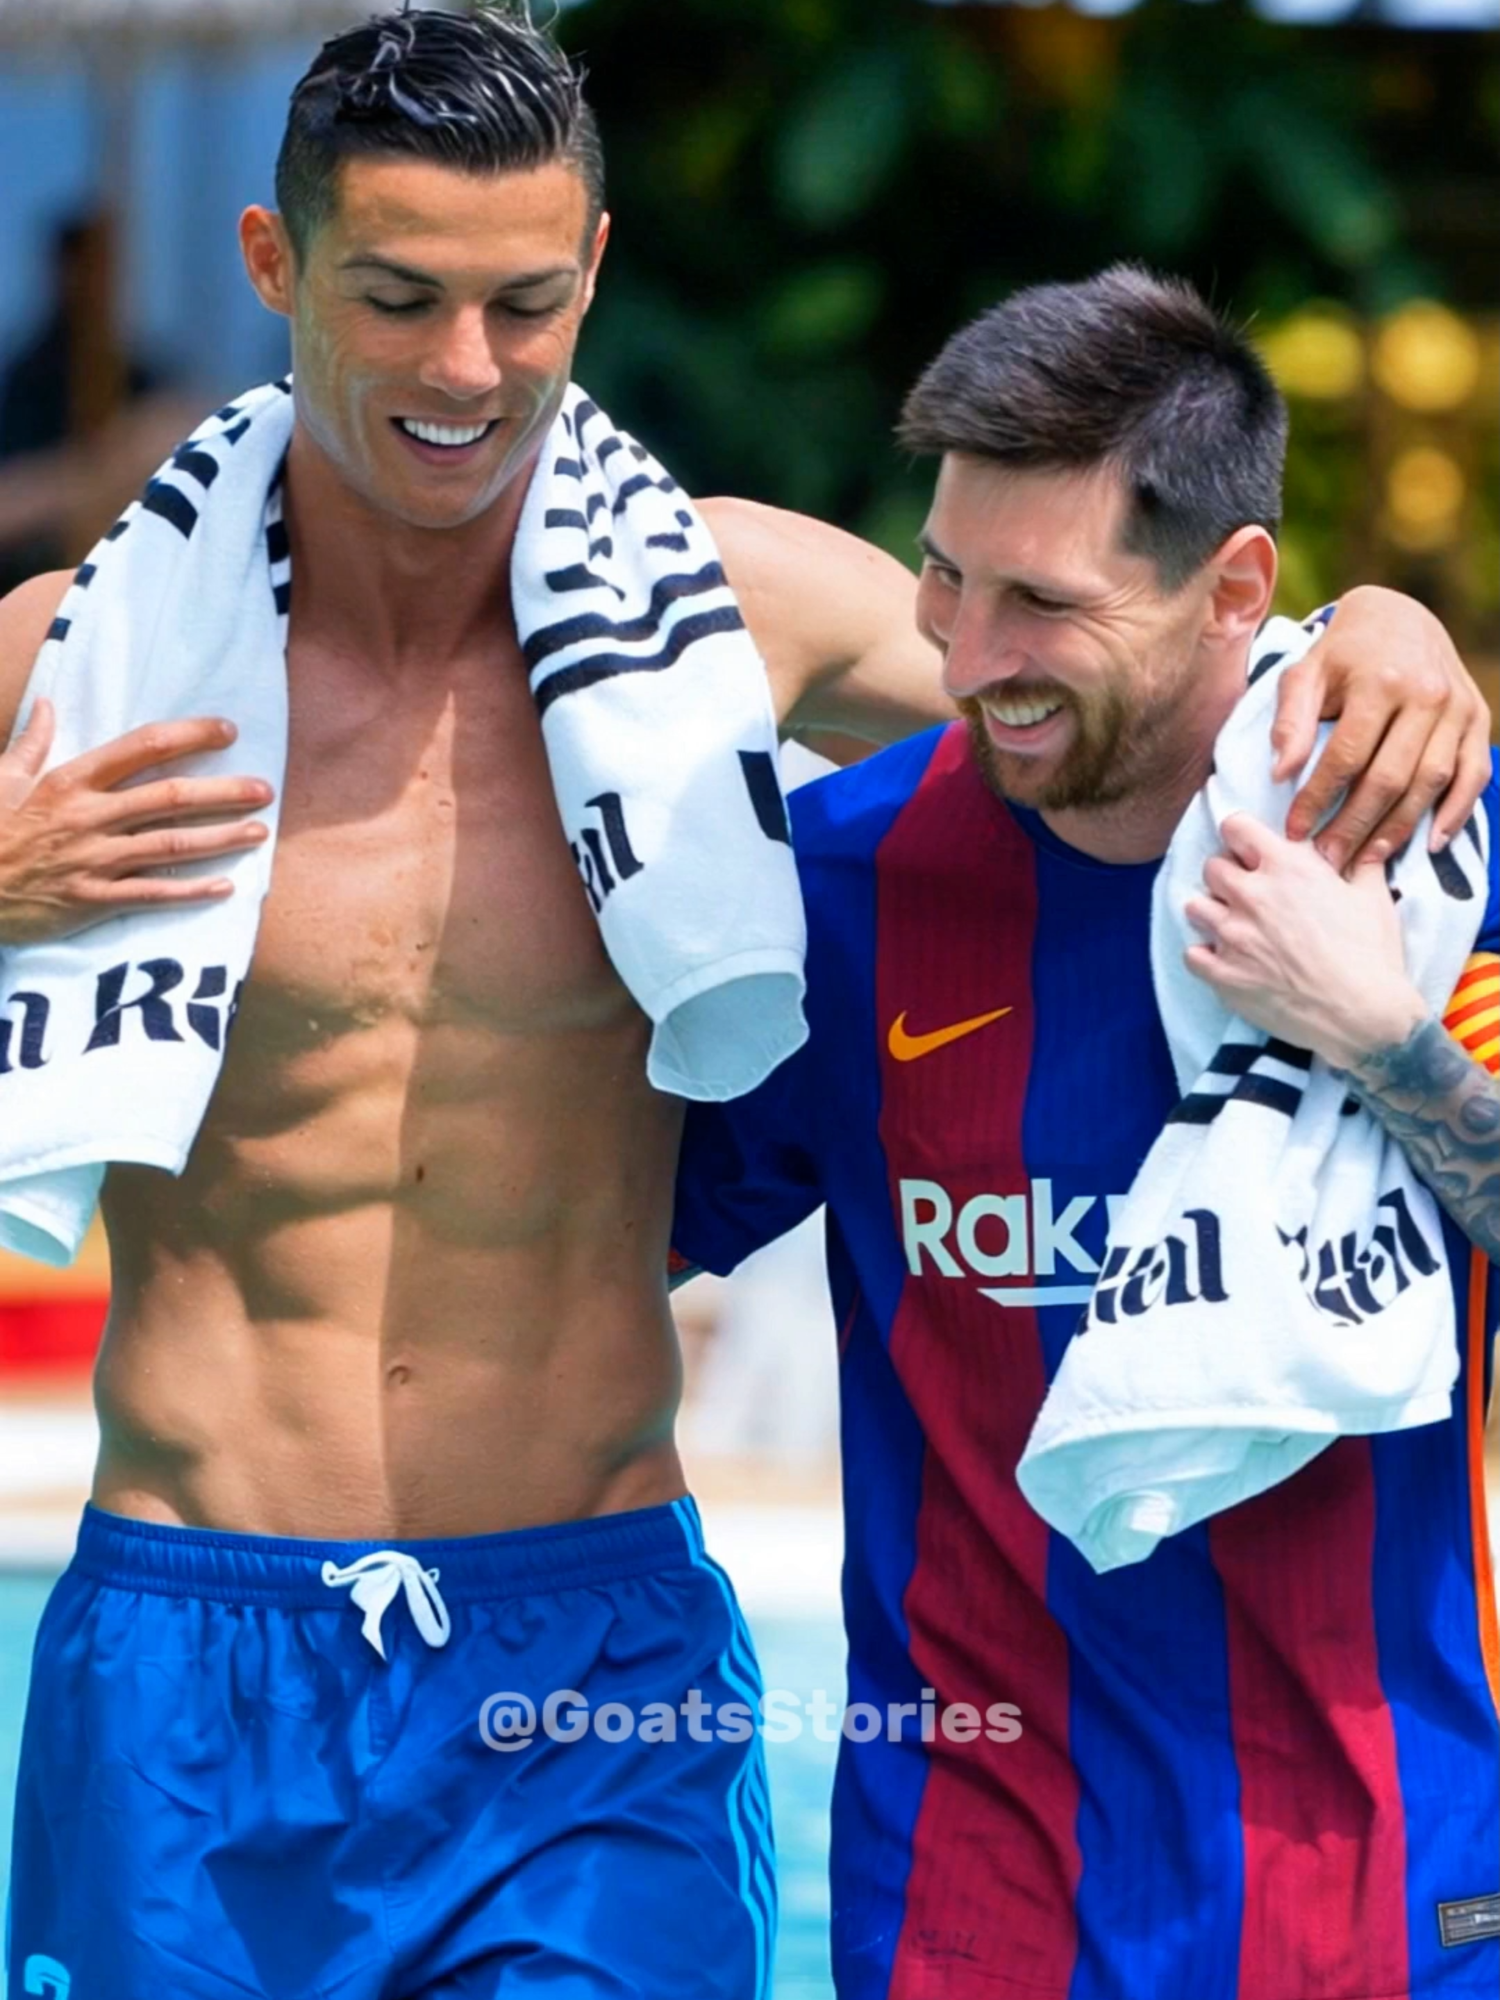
[673, 725, 1500, 2000]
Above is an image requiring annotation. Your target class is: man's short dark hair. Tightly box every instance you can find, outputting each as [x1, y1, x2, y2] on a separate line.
[275, 4, 605, 262]
[898, 266, 1287, 590]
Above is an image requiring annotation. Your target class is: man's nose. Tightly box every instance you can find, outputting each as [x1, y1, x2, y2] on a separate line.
[937, 596, 1026, 703]
[418, 307, 502, 401]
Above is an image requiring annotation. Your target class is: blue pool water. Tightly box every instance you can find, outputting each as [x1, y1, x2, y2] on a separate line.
[0, 1575, 842, 1997]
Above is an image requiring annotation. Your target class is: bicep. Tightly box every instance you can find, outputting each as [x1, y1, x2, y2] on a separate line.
[702, 496, 949, 746]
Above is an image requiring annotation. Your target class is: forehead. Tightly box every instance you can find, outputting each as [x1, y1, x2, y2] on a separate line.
[925, 454, 1136, 588]
[321, 154, 592, 267]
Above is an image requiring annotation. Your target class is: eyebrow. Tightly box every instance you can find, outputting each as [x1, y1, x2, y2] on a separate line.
[338, 255, 579, 292]
[916, 529, 1095, 605]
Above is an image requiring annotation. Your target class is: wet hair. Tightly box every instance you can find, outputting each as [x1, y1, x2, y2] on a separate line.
[274, 4, 605, 262]
[898, 265, 1287, 589]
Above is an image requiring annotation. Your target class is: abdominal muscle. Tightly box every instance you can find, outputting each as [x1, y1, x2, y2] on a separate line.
[94, 1007, 689, 1540]
[88, 669, 692, 1542]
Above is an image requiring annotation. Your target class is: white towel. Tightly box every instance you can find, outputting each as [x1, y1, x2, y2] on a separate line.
[0, 381, 806, 1267]
[1016, 616, 1491, 1572]
[515, 392, 805, 1098]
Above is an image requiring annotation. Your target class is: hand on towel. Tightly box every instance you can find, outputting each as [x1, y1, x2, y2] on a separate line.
[1183, 812, 1427, 1070]
[1270, 585, 1491, 874]
[0, 702, 273, 945]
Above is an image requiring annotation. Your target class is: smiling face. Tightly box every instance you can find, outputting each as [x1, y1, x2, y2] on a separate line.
[241, 154, 607, 532]
[916, 454, 1235, 818]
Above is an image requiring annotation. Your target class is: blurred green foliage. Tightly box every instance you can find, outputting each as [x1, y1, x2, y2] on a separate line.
[560, 0, 1498, 642]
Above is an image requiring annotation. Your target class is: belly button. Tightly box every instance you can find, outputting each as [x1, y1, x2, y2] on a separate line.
[387, 1362, 413, 1389]
[414, 1164, 426, 1183]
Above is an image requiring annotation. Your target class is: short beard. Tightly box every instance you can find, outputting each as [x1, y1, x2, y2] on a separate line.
[957, 684, 1140, 813]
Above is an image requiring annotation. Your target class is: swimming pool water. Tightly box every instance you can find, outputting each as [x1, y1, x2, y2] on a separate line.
[0, 1575, 50, 1918]
[0, 1576, 842, 1998]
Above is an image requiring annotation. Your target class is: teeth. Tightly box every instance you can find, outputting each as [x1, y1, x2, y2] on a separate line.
[987, 697, 1063, 728]
[400, 418, 492, 447]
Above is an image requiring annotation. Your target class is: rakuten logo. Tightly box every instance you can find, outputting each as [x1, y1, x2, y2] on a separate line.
[900, 1177, 1127, 1308]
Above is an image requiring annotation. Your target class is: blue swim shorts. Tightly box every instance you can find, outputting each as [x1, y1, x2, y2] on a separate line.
[6, 1498, 776, 1998]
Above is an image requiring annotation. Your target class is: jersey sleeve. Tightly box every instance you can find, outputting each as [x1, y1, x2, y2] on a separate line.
[671, 1025, 824, 1279]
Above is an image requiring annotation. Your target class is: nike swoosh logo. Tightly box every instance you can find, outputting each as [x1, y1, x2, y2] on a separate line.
[888, 1006, 1013, 1062]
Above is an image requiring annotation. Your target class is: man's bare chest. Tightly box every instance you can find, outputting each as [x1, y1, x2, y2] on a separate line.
[231, 667, 629, 1061]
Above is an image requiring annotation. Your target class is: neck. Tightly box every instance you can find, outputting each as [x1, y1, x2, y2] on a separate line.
[281, 426, 543, 678]
[1038, 636, 1254, 865]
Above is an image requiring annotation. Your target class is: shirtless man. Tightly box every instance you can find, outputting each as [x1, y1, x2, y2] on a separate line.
[0, 11, 1491, 1999]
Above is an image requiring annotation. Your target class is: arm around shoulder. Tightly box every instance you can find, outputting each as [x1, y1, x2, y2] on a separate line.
[701, 496, 951, 750]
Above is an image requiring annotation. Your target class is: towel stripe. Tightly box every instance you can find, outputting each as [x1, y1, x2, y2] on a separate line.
[1430, 843, 1477, 901]
[1263, 1037, 1314, 1069]
[543, 563, 624, 598]
[1228, 1072, 1304, 1118]
[171, 446, 220, 490]
[522, 562, 730, 673]
[739, 751, 792, 845]
[533, 606, 747, 715]
[611, 470, 679, 516]
[140, 480, 199, 539]
[1247, 648, 1284, 686]
[1169, 1093, 1230, 1125]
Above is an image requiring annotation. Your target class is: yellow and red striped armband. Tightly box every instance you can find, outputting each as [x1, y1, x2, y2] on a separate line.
[1443, 951, 1499, 1076]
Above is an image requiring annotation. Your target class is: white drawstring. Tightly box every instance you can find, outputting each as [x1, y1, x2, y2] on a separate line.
[321, 1550, 452, 1660]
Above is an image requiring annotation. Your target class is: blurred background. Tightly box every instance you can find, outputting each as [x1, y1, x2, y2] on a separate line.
[0, 1, 1495, 1992]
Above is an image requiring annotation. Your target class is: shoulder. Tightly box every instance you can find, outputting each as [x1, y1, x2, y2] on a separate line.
[701, 496, 907, 602]
[0, 569, 72, 739]
[0, 569, 71, 658]
[698, 495, 923, 714]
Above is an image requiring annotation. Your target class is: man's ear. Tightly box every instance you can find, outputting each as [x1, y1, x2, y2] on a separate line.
[240, 207, 297, 318]
[579, 210, 611, 316]
[1204, 524, 1277, 650]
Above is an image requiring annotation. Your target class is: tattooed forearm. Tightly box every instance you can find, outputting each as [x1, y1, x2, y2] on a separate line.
[1345, 1015, 1500, 1261]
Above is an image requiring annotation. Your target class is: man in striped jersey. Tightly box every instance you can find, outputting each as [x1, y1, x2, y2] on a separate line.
[672, 267, 1498, 1999]
[0, 11, 1492, 2000]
